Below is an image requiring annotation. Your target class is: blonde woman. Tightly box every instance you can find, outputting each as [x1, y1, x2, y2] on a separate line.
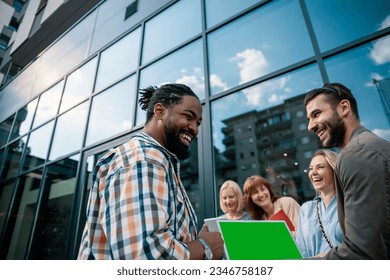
[296, 149, 343, 258]
[218, 180, 250, 220]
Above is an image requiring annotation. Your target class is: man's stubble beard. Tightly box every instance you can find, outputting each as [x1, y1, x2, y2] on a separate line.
[322, 113, 346, 148]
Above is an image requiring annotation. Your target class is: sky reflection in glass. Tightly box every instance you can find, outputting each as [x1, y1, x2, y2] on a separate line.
[325, 36, 390, 141]
[208, 0, 314, 96]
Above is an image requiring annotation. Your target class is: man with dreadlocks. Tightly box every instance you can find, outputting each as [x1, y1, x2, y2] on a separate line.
[78, 83, 223, 260]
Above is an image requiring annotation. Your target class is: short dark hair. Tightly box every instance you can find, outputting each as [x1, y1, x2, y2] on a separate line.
[138, 83, 199, 123]
[304, 82, 360, 120]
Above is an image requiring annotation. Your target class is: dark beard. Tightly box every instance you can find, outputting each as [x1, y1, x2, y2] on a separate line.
[322, 114, 346, 148]
[164, 122, 191, 160]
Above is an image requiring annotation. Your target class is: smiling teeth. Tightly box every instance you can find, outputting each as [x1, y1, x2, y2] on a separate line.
[182, 134, 191, 141]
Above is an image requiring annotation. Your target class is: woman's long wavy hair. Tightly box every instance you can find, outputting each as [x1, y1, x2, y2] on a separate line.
[243, 175, 280, 220]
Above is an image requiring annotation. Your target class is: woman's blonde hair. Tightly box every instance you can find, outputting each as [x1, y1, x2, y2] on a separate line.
[311, 149, 338, 171]
[219, 180, 245, 213]
[310, 149, 338, 197]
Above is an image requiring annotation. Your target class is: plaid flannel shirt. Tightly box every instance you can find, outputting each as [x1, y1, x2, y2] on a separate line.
[77, 132, 198, 259]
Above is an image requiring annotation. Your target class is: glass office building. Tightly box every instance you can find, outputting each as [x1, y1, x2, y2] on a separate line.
[0, 0, 389, 259]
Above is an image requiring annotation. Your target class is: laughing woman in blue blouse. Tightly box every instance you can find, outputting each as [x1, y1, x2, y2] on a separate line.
[296, 149, 343, 258]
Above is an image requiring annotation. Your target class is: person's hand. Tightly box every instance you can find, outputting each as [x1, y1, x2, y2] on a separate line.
[198, 224, 224, 260]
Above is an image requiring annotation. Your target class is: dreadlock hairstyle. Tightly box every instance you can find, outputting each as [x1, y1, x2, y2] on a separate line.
[304, 82, 360, 120]
[138, 83, 199, 123]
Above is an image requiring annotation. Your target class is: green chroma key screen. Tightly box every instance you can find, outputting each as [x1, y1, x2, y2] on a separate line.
[218, 221, 302, 260]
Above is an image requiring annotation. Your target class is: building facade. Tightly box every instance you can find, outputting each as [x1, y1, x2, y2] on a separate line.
[0, 0, 389, 259]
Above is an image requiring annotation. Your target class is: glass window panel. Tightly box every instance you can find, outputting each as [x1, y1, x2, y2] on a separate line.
[32, 81, 64, 129]
[95, 28, 141, 93]
[85, 151, 109, 200]
[305, 0, 390, 52]
[0, 181, 15, 234]
[211, 64, 323, 210]
[29, 155, 80, 259]
[86, 76, 136, 146]
[23, 121, 54, 171]
[208, 0, 314, 95]
[6, 169, 43, 260]
[0, 114, 15, 147]
[136, 40, 205, 126]
[142, 0, 201, 64]
[180, 138, 201, 218]
[205, 0, 260, 28]
[49, 102, 88, 161]
[1, 136, 27, 180]
[77, 150, 110, 241]
[89, 0, 173, 56]
[325, 36, 390, 141]
[60, 57, 98, 113]
[0, 59, 39, 123]
[31, 11, 97, 98]
[9, 98, 38, 141]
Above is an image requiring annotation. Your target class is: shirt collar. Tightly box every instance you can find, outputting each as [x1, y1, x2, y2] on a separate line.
[135, 132, 178, 160]
[349, 126, 369, 142]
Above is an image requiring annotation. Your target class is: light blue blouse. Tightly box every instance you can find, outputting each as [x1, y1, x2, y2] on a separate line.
[296, 196, 343, 258]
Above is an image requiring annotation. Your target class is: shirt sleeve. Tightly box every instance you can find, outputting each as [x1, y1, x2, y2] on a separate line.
[296, 203, 309, 258]
[325, 142, 390, 259]
[100, 160, 190, 259]
[280, 197, 301, 232]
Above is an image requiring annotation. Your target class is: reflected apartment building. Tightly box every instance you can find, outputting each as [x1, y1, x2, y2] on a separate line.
[218, 93, 321, 203]
[0, 0, 389, 259]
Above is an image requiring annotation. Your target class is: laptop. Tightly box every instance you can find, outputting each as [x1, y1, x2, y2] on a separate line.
[217, 220, 302, 260]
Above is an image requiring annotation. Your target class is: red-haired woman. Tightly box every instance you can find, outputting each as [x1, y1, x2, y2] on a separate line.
[243, 175, 300, 237]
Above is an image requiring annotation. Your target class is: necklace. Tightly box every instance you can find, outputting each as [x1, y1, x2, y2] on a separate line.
[316, 201, 334, 249]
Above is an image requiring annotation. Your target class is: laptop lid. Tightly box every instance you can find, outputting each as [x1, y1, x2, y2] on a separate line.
[217, 220, 302, 260]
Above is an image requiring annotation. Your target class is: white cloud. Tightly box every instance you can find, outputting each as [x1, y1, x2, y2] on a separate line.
[176, 74, 204, 94]
[365, 73, 384, 88]
[379, 14, 390, 29]
[210, 74, 228, 90]
[228, 48, 292, 107]
[370, 37, 390, 64]
[372, 128, 390, 141]
[156, 68, 205, 95]
[242, 76, 289, 107]
[369, 15, 390, 65]
[230, 48, 268, 84]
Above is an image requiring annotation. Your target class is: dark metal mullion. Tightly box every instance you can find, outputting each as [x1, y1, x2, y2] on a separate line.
[0, 124, 35, 256]
[299, 0, 329, 83]
[66, 49, 103, 259]
[199, 0, 217, 224]
[25, 167, 50, 259]
[132, 20, 146, 129]
[24, 76, 64, 258]
[0, 176, 22, 258]
[67, 153, 90, 259]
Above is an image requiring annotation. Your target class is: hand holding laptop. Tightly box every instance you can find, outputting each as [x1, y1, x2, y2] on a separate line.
[197, 224, 225, 260]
